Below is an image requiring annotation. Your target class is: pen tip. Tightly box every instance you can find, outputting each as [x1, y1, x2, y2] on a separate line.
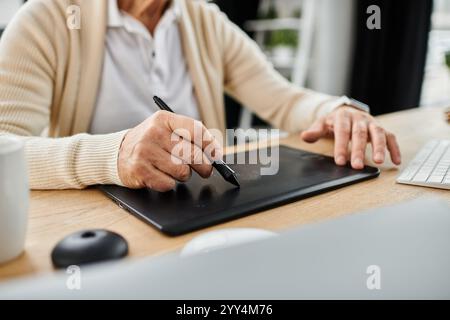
[229, 174, 240, 188]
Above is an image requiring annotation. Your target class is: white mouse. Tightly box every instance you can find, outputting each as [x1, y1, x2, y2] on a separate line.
[180, 228, 278, 258]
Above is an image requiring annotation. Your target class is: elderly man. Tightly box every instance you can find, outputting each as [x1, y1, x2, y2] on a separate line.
[0, 0, 401, 191]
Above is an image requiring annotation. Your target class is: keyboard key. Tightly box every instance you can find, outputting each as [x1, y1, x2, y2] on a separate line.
[413, 174, 430, 183]
[427, 175, 444, 184]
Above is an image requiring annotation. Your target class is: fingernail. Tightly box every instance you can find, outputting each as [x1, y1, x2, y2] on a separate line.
[337, 156, 346, 165]
[375, 152, 384, 162]
[354, 158, 364, 167]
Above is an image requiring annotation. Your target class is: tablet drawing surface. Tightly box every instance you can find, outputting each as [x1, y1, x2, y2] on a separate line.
[99, 146, 380, 236]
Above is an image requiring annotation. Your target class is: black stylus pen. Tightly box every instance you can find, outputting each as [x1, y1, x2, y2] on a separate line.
[153, 96, 240, 187]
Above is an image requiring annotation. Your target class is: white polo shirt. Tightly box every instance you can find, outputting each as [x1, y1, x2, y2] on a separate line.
[90, 0, 200, 134]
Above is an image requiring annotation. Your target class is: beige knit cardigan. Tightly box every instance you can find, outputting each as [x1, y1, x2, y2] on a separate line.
[0, 0, 338, 189]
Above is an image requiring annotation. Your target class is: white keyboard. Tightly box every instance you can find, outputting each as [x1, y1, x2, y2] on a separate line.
[397, 139, 450, 190]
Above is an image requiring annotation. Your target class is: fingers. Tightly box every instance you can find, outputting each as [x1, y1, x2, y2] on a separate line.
[369, 123, 401, 165]
[118, 111, 221, 191]
[350, 118, 368, 169]
[119, 143, 177, 191]
[189, 145, 214, 178]
[126, 142, 185, 190]
[146, 145, 192, 183]
[333, 109, 352, 166]
[146, 112, 216, 178]
[302, 107, 402, 170]
[149, 126, 213, 178]
[386, 132, 402, 165]
[164, 136, 214, 178]
[158, 111, 222, 154]
[301, 117, 327, 143]
[142, 165, 177, 192]
[335, 112, 401, 169]
[368, 122, 386, 164]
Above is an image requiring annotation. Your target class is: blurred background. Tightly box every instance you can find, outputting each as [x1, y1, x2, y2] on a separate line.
[1, 0, 450, 132]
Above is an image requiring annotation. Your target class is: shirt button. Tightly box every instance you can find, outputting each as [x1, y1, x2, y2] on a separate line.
[152, 51, 156, 58]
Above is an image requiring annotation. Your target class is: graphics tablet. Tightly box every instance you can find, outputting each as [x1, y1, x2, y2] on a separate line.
[98, 146, 380, 236]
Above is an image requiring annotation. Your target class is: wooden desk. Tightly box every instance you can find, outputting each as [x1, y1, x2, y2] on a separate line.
[0, 107, 449, 281]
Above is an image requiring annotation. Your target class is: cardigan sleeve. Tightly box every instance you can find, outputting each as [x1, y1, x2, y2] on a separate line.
[0, 0, 126, 189]
[211, 5, 341, 133]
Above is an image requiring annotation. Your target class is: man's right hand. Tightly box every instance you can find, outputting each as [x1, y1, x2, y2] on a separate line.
[118, 111, 222, 191]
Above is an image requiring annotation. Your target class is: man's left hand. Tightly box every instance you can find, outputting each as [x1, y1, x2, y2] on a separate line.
[301, 106, 402, 169]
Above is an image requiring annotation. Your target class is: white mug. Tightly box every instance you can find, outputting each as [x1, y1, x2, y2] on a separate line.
[0, 136, 29, 264]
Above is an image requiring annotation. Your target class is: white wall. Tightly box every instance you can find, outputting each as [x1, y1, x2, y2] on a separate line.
[435, 0, 450, 12]
[307, 0, 355, 96]
[0, 0, 22, 27]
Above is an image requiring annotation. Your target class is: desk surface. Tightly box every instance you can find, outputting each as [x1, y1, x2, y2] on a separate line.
[0, 107, 449, 281]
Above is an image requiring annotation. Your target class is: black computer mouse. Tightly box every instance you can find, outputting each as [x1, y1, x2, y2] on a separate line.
[51, 229, 128, 269]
